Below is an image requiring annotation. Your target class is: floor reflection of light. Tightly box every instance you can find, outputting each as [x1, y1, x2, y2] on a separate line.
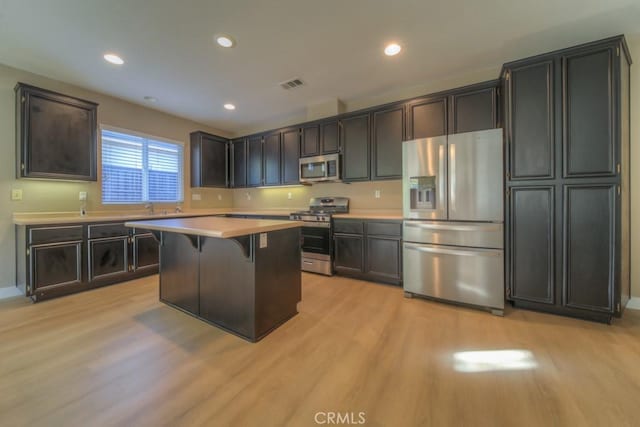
[453, 350, 538, 373]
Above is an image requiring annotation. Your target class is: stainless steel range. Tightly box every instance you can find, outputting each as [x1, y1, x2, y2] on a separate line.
[290, 197, 349, 276]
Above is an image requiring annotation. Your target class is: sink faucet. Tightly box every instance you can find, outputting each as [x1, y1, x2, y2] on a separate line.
[175, 204, 183, 213]
[144, 203, 154, 215]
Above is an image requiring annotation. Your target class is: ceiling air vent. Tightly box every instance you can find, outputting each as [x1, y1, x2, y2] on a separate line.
[279, 78, 305, 90]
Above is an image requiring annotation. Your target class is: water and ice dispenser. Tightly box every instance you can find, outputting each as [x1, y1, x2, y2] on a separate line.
[409, 176, 436, 210]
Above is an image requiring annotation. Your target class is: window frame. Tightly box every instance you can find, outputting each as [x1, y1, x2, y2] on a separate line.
[99, 124, 185, 205]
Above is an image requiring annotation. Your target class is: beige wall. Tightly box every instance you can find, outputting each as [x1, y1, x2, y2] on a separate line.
[232, 180, 402, 211]
[0, 64, 233, 287]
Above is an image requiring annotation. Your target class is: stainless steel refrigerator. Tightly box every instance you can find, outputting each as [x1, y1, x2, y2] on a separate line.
[402, 128, 504, 315]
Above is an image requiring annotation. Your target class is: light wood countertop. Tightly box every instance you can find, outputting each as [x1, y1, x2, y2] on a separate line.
[124, 216, 302, 238]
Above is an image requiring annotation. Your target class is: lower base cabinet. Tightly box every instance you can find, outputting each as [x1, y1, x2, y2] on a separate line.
[333, 219, 402, 286]
[17, 221, 159, 302]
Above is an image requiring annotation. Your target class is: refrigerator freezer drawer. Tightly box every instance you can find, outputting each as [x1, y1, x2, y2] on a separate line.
[403, 242, 505, 310]
[403, 220, 503, 249]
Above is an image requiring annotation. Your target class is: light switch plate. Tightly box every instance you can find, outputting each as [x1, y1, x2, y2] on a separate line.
[217, 194, 222, 201]
[374, 190, 381, 199]
[192, 193, 201, 201]
[287, 192, 292, 200]
[79, 191, 87, 201]
[11, 189, 22, 201]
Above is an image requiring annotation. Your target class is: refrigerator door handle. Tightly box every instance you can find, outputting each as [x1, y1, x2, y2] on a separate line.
[404, 243, 502, 257]
[404, 222, 502, 232]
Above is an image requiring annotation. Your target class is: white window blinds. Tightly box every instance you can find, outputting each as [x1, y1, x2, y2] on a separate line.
[101, 129, 183, 203]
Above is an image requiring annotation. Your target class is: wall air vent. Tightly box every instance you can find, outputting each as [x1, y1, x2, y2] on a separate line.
[279, 78, 305, 90]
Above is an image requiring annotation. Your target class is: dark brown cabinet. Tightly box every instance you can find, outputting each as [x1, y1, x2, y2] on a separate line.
[15, 83, 98, 181]
[263, 132, 282, 186]
[333, 219, 402, 285]
[563, 47, 616, 177]
[247, 135, 263, 187]
[19, 222, 160, 302]
[301, 120, 340, 157]
[341, 113, 370, 182]
[88, 237, 129, 282]
[230, 138, 247, 188]
[449, 82, 499, 134]
[190, 131, 228, 188]
[281, 128, 301, 185]
[372, 104, 405, 180]
[504, 35, 631, 323]
[406, 96, 447, 140]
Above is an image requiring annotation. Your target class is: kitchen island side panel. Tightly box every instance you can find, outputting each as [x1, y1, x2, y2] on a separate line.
[159, 233, 200, 315]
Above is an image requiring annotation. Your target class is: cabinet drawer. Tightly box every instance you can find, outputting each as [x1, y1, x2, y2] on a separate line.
[88, 223, 128, 239]
[366, 221, 402, 237]
[333, 220, 364, 235]
[29, 225, 83, 245]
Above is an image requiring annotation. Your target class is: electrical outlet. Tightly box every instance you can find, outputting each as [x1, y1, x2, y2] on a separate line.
[78, 191, 87, 201]
[287, 192, 292, 200]
[245, 192, 251, 200]
[11, 189, 22, 201]
[192, 193, 202, 201]
[374, 190, 381, 199]
[217, 194, 222, 201]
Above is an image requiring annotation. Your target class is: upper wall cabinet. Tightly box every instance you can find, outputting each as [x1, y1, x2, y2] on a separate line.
[15, 83, 98, 181]
[190, 131, 228, 188]
[230, 138, 247, 188]
[449, 82, 499, 134]
[371, 103, 405, 180]
[281, 128, 301, 185]
[406, 96, 447, 140]
[341, 113, 371, 182]
[247, 135, 263, 187]
[301, 119, 340, 157]
[263, 131, 282, 186]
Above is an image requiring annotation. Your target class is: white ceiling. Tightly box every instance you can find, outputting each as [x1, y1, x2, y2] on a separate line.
[1, 0, 639, 135]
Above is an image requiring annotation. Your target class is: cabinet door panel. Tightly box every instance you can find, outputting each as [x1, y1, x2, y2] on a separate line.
[302, 125, 319, 157]
[32, 242, 82, 290]
[563, 185, 615, 312]
[451, 86, 497, 134]
[160, 233, 199, 314]
[190, 132, 227, 188]
[407, 97, 446, 140]
[366, 237, 401, 282]
[563, 48, 615, 177]
[341, 113, 370, 181]
[263, 132, 281, 186]
[508, 61, 554, 180]
[509, 187, 554, 304]
[282, 128, 300, 185]
[247, 136, 263, 187]
[89, 237, 128, 281]
[231, 138, 247, 188]
[372, 105, 404, 180]
[134, 234, 159, 270]
[320, 120, 340, 154]
[334, 235, 364, 273]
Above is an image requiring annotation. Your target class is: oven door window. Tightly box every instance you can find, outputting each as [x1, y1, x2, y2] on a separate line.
[301, 227, 331, 254]
[300, 161, 326, 180]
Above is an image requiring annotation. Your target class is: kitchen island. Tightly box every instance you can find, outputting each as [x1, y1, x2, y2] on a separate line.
[124, 216, 303, 342]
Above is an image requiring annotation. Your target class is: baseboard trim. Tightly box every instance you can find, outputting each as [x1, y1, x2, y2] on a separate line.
[0, 286, 23, 300]
[627, 298, 640, 310]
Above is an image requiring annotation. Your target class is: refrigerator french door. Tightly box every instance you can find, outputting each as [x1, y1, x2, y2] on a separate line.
[402, 129, 505, 314]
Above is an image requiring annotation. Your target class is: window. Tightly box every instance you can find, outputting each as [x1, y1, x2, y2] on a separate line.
[101, 128, 184, 204]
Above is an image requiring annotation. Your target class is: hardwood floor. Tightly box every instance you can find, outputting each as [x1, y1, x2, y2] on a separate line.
[1, 274, 639, 427]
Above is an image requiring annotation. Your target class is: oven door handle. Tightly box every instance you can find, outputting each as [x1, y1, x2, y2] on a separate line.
[300, 222, 331, 229]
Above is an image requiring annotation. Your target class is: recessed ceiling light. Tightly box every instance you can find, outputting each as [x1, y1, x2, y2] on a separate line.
[103, 53, 124, 65]
[215, 35, 235, 48]
[144, 96, 157, 103]
[384, 43, 402, 56]
[224, 103, 236, 110]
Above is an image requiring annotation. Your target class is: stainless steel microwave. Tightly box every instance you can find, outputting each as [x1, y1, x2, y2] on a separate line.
[299, 154, 341, 183]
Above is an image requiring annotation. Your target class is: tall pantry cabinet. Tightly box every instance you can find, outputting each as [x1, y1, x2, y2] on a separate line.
[503, 35, 631, 323]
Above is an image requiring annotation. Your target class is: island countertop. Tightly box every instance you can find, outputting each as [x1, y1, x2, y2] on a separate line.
[124, 216, 303, 239]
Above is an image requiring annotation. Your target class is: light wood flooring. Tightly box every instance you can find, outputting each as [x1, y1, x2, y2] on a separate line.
[1, 274, 639, 427]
